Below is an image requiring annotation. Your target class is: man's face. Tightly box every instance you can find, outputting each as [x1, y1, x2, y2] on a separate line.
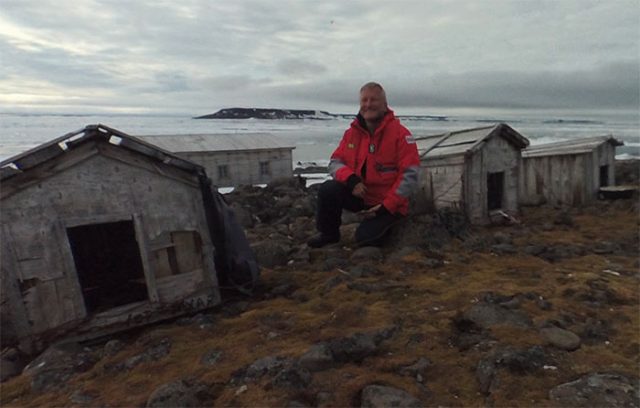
[359, 87, 387, 122]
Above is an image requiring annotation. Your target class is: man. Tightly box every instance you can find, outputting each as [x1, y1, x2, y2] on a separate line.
[308, 82, 420, 248]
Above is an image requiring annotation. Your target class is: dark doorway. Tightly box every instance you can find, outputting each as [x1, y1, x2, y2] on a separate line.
[67, 220, 148, 314]
[487, 171, 504, 211]
[599, 165, 609, 187]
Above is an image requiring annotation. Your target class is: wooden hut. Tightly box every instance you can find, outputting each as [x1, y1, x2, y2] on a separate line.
[0, 124, 221, 352]
[414, 123, 529, 224]
[137, 133, 295, 188]
[520, 135, 623, 206]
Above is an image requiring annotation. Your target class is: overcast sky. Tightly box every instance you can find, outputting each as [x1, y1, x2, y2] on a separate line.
[1, 0, 638, 115]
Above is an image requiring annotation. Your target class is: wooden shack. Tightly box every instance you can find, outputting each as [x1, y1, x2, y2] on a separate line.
[137, 133, 296, 188]
[520, 135, 623, 206]
[414, 123, 529, 224]
[0, 124, 221, 352]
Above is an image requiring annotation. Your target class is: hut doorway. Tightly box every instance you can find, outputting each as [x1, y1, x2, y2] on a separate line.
[66, 220, 148, 314]
[487, 171, 504, 211]
[599, 165, 609, 187]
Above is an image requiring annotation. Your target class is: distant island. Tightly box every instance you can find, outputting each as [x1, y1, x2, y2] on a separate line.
[194, 107, 449, 121]
[194, 108, 338, 120]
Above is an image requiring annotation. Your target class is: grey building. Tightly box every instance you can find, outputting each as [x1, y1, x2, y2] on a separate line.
[137, 133, 296, 188]
[414, 123, 529, 224]
[0, 124, 221, 352]
[520, 135, 623, 206]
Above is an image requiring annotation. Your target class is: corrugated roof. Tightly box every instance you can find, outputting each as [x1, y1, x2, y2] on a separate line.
[0, 124, 204, 181]
[415, 123, 529, 159]
[522, 135, 623, 158]
[136, 133, 296, 153]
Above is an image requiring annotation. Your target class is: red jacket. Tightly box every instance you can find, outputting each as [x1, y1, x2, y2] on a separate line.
[328, 109, 420, 215]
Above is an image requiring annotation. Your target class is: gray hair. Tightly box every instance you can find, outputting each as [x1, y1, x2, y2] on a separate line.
[360, 82, 387, 103]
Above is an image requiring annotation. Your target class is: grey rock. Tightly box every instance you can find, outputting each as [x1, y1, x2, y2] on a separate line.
[492, 232, 513, 245]
[496, 346, 548, 374]
[540, 327, 581, 351]
[418, 258, 445, 268]
[316, 391, 333, 407]
[69, 389, 96, 404]
[327, 332, 378, 363]
[360, 385, 422, 408]
[549, 372, 639, 407]
[270, 283, 296, 297]
[322, 257, 350, 271]
[103, 339, 126, 357]
[491, 244, 517, 254]
[234, 356, 293, 382]
[271, 365, 312, 390]
[200, 349, 223, 366]
[298, 344, 334, 372]
[230, 202, 254, 228]
[252, 239, 291, 268]
[554, 210, 574, 226]
[23, 342, 98, 393]
[399, 357, 432, 378]
[592, 241, 620, 254]
[146, 379, 211, 407]
[349, 264, 382, 278]
[350, 247, 384, 263]
[1, 347, 26, 383]
[462, 302, 532, 329]
[347, 281, 389, 293]
[523, 245, 546, 256]
[476, 357, 497, 394]
[323, 275, 347, 294]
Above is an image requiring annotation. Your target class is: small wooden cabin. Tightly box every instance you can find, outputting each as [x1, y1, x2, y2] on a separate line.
[520, 135, 623, 206]
[414, 123, 529, 224]
[137, 133, 295, 188]
[0, 125, 221, 352]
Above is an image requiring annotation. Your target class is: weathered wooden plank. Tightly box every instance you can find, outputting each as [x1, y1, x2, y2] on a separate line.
[156, 270, 203, 303]
[133, 214, 159, 303]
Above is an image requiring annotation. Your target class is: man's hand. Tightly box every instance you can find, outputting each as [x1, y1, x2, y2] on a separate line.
[352, 182, 367, 198]
[360, 204, 381, 219]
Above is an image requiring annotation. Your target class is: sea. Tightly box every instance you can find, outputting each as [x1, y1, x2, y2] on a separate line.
[1, 110, 638, 166]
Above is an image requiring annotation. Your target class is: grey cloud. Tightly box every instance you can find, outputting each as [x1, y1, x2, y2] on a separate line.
[270, 61, 639, 111]
[276, 59, 327, 76]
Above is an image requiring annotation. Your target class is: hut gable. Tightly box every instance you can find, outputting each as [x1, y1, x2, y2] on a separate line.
[520, 135, 623, 206]
[1, 125, 221, 352]
[414, 123, 529, 224]
[137, 133, 296, 188]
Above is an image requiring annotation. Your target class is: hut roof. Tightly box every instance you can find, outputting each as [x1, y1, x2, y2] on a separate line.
[415, 123, 529, 159]
[0, 124, 204, 182]
[522, 135, 624, 158]
[136, 133, 296, 153]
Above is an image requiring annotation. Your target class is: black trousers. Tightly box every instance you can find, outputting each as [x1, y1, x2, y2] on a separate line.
[316, 180, 401, 246]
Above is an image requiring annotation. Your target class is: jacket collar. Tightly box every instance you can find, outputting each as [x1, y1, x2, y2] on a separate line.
[353, 109, 395, 134]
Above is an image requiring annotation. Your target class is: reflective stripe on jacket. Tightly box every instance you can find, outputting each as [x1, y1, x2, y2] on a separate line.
[329, 109, 420, 215]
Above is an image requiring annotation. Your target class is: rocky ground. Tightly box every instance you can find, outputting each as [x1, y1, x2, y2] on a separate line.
[1, 161, 638, 407]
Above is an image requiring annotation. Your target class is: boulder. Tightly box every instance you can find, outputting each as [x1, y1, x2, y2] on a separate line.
[360, 385, 422, 407]
[327, 333, 378, 363]
[298, 344, 334, 372]
[461, 302, 532, 329]
[200, 349, 223, 366]
[146, 379, 211, 407]
[271, 365, 312, 390]
[1, 347, 27, 383]
[23, 342, 99, 393]
[549, 372, 638, 407]
[350, 247, 384, 263]
[540, 327, 581, 351]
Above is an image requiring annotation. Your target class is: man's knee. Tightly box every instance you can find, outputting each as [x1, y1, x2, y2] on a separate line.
[318, 180, 346, 200]
[355, 213, 402, 247]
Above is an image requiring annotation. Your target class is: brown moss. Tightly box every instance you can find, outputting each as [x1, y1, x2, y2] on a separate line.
[4, 204, 639, 407]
